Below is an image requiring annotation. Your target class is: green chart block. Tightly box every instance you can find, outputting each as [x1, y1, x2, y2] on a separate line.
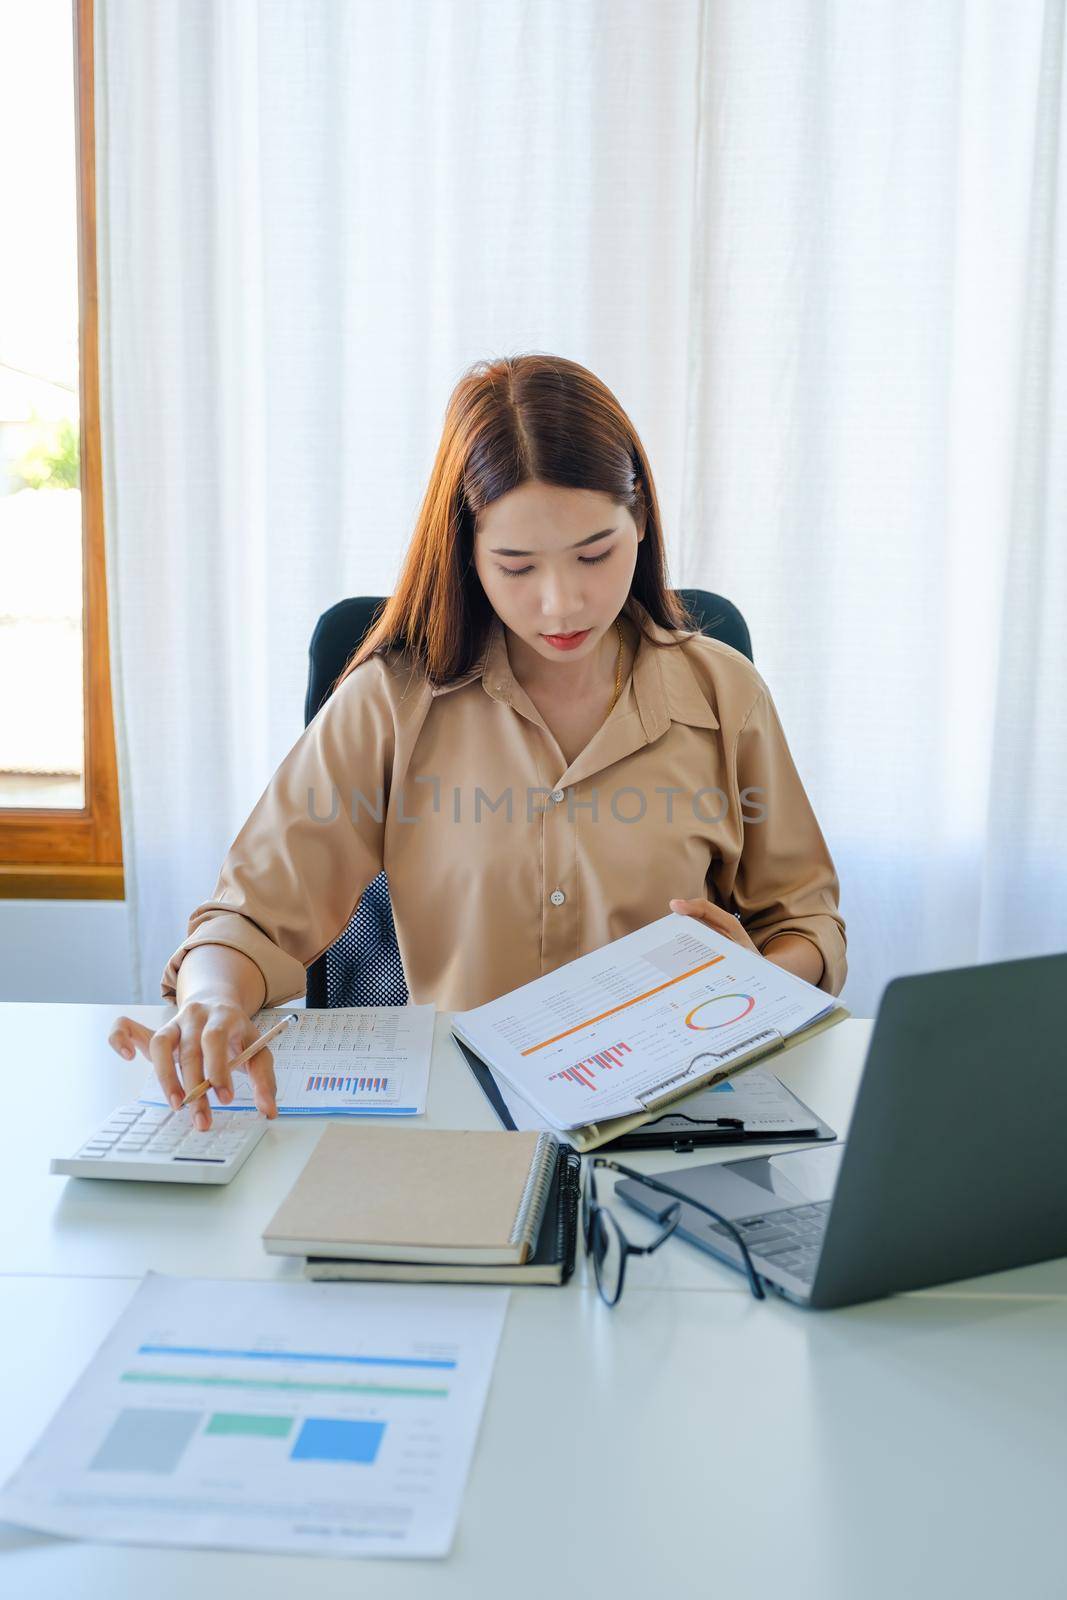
[205, 1412, 294, 1439]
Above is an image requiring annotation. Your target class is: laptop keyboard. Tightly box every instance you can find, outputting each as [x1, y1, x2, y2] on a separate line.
[713, 1201, 832, 1283]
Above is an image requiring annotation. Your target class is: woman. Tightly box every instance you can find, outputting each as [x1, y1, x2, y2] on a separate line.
[110, 354, 846, 1127]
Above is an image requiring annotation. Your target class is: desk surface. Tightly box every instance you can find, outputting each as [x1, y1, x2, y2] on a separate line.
[2, 1002, 1065, 1599]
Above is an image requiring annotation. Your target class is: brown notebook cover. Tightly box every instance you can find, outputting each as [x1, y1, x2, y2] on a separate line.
[262, 1126, 559, 1264]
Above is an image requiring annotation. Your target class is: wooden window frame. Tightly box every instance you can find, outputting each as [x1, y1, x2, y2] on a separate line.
[0, 0, 124, 901]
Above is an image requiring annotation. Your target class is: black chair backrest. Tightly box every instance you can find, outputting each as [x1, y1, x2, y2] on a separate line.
[304, 590, 753, 1007]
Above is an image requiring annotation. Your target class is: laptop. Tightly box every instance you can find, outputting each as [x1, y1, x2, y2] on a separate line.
[615, 951, 1067, 1309]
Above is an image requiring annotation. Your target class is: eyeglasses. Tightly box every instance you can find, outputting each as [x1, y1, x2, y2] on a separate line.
[581, 1156, 767, 1306]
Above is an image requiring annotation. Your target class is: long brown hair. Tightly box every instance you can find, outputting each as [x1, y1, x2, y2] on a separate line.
[337, 353, 699, 690]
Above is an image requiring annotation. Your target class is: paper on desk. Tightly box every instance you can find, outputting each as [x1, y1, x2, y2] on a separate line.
[139, 1004, 435, 1115]
[0, 1271, 508, 1559]
[451, 913, 835, 1131]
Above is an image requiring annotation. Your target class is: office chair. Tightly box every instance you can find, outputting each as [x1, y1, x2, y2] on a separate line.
[303, 590, 753, 1008]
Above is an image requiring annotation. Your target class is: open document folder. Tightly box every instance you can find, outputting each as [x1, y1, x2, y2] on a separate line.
[451, 912, 848, 1153]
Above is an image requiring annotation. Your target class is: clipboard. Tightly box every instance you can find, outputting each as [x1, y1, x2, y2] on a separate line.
[453, 1005, 848, 1153]
[600, 1083, 836, 1151]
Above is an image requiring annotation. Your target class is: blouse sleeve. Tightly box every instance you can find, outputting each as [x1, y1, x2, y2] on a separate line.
[718, 682, 847, 997]
[159, 660, 395, 1007]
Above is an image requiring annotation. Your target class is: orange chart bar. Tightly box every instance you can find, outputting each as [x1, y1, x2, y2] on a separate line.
[519, 955, 725, 1055]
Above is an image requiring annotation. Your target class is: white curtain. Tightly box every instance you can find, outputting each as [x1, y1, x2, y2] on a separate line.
[95, 0, 1067, 1016]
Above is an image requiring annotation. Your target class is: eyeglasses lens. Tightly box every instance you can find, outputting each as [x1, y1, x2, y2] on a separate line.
[581, 1164, 596, 1249]
[591, 1208, 625, 1305]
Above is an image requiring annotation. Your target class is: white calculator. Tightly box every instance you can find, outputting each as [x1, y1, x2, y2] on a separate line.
[50, 1102, 269, 1184]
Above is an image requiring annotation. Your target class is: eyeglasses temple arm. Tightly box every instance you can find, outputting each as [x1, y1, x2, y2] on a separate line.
[600, 1160, 766, 1299]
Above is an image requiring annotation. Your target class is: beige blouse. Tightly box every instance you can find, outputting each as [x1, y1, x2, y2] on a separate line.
[161, 598, 847, 1012]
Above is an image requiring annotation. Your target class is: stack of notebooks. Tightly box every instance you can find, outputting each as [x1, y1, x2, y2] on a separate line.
[262, 1126, 581, 1285]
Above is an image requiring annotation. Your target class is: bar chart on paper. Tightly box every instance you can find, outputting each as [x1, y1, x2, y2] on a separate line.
[548, 1041, 634, 1091]
[302, 1072, 395, 1099]
[138, 1005, 436, 1115]
[0, 1273, 509, 1559]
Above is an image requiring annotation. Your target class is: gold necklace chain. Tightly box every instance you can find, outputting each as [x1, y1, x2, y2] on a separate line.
[607, 619, 624, 715]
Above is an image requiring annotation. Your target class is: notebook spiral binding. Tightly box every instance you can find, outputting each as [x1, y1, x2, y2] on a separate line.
[509, 1131, 562, 1250]
[557, 1148, 583, 1284]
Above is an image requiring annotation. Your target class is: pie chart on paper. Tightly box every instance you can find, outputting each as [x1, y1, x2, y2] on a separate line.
[685, 993, 756, 1030]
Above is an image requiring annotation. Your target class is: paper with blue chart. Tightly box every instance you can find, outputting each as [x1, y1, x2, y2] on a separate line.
[138, 1004, 435, 1116]
[0, 1272, 508, 1558]
[452, 912, 836, 1132]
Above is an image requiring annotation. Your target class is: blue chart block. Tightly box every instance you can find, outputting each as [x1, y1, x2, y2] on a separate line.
[291, 1418, 386, 1464]
[710, 1081, 734, 1093]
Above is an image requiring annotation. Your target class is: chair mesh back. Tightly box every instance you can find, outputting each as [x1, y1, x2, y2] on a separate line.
[311, 869, 408, 1009]
[304, 590, 752, 1008]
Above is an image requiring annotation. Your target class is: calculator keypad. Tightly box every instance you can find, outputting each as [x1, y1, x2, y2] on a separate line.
[71, 1103, 262, 1166]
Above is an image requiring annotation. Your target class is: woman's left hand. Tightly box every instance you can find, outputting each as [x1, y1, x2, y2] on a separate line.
[668, 897, 761, 956]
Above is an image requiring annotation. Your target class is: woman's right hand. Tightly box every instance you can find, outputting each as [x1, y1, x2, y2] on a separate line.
[108, 1002, 279, 1130]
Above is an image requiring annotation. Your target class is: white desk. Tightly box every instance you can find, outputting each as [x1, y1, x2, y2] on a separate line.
[1, 1003, 1065, 1598]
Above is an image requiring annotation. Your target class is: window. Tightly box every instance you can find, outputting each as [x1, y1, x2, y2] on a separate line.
[0, 0, 123, 899]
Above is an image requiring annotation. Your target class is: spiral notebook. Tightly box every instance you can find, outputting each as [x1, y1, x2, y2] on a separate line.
[262, 1126, 563, 1265]
[303, 1143, 582, 1285]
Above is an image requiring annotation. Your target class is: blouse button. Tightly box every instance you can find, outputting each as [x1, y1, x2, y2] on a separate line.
[550, 788, 565, 804]
[549, 889, 566, 906]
